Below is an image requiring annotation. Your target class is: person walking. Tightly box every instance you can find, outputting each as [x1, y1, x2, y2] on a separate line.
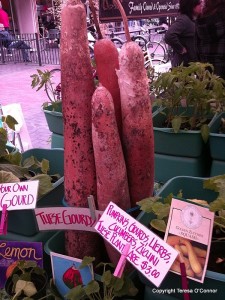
[165, 0, 202, 67]
[196, 0, 225, 79]
[0, 23, 31, 62]
[0, 2, 10, 30]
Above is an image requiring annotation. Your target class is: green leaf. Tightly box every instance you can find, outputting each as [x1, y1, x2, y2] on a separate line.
[150, 219, 167, 232]
[19, 273, 31, 282]
[40, 159, 49, 174]
[102, 270, 112, 286]
[209, 198, 225, 212]
[164, 191, 183, 204]
[203, 174, 225, 193]
[65, 285, 86, 300]
[2, 115, 18, 131]
[0, 164, 28, 178]
[79, 256, 95, 269]
[214, 216, 225, 229]
[137, 197, 161, 213]
[0, 128, 8, 155]
[114, 276, 138, 297]
[110, 276, 124, 292]
[23, 156, 40, 170]
[84, 280, 100, 295]
[172, 116, 182, 133]
[201, 124, 209, 143]
[3, 151, 22, 165]
[0, 170, 20, 183]
[152, 202, 170, 219]
[29, 174, 53, 199]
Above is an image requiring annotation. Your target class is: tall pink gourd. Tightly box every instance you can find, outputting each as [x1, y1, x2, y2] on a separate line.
[61, 0, 103, 259]
[92, 86, 131, 265]
[114, 0, 155, 206]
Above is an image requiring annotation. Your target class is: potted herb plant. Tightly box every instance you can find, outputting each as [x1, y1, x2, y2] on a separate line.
[30, 69, 63, 139]
[0, 117, 64, 241]
[137, 175, 225, 299]
[58, 256, 139, 300]
[151, 62, 225, 183]
[4, 260, 48, 300]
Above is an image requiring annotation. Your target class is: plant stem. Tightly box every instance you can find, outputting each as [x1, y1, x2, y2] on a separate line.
[12, 290, 22, 300]
[88, 0, 103, 39]
[113, 0, 131, 42]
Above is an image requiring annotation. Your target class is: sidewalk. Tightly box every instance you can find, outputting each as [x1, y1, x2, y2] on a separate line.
[0, 62, 59, 150]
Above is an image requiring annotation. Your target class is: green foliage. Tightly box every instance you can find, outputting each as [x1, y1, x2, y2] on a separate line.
[152, 62, 225, 138]
[203, 175, 225, 230]
[137, 191, 183, 233]
[9, 261, 47, 300]
[30, 69, 61, 109]
[0, 123, 58, 198]
[138, 175, 225, 235]
[65, 257, 138, 300]
[2, 115, 18, 131]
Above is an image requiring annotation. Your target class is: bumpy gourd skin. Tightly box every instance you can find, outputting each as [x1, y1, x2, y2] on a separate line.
[61, 0, 103, 261]
[92, 86, 131, 265]
[117, 41, 155, 207]
[94, 39, 122, 135]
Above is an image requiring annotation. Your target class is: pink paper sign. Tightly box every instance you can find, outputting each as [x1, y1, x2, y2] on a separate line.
[0, 181, 39, 210]
[94, 202, 178, 287]
[35, 207, 103, 232]
[164, 198, 214, 283]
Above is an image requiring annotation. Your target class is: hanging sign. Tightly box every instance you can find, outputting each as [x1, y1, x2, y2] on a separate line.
[99, 0, 179, 22]
[0, 181, 39, 210]
[95, 202, 178, 287]
[35, 207, 103, 232]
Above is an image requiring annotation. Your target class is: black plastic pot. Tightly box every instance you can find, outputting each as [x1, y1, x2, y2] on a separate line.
[5, 271, 48, 299]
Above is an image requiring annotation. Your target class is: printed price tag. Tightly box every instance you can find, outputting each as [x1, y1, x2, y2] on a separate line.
[164, 198, 214, 283]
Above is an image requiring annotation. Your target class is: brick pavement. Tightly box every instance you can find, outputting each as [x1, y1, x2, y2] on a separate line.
[0, 62, 59, 150]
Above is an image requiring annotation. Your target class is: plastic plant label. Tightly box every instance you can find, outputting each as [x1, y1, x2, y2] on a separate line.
[164, 198, 215, 283]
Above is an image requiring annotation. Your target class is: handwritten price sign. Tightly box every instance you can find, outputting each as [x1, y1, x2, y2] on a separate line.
[0, 181, 39, 210]
[35, 207, 103, 232]
[95, 202, 178, 287]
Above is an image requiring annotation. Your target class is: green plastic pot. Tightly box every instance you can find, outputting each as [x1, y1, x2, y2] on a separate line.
[43, 102, 63, 135]
[154, 153, 211, 183]
[209, 112, 225, 161]
[0, 148, 64, 236]
[5, 271, 48, 299]
[51, 132, 64, 148]
[153, 108, 213, 158]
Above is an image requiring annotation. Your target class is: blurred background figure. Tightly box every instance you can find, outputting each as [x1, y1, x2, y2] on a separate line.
[0, 23, 31, 62]
[196, 0, 225, 79]
[164, 0, 202, 67]
[0, 1, 9, 31]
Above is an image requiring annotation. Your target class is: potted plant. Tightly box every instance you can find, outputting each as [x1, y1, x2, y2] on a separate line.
[4, 260, 49, 300]
[30, 69, 63, 138]
[0, 117, 64, 239]
[151, 62, 225, 182]
[58, 256, 139, 300]
[136, 175, 225, 299]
